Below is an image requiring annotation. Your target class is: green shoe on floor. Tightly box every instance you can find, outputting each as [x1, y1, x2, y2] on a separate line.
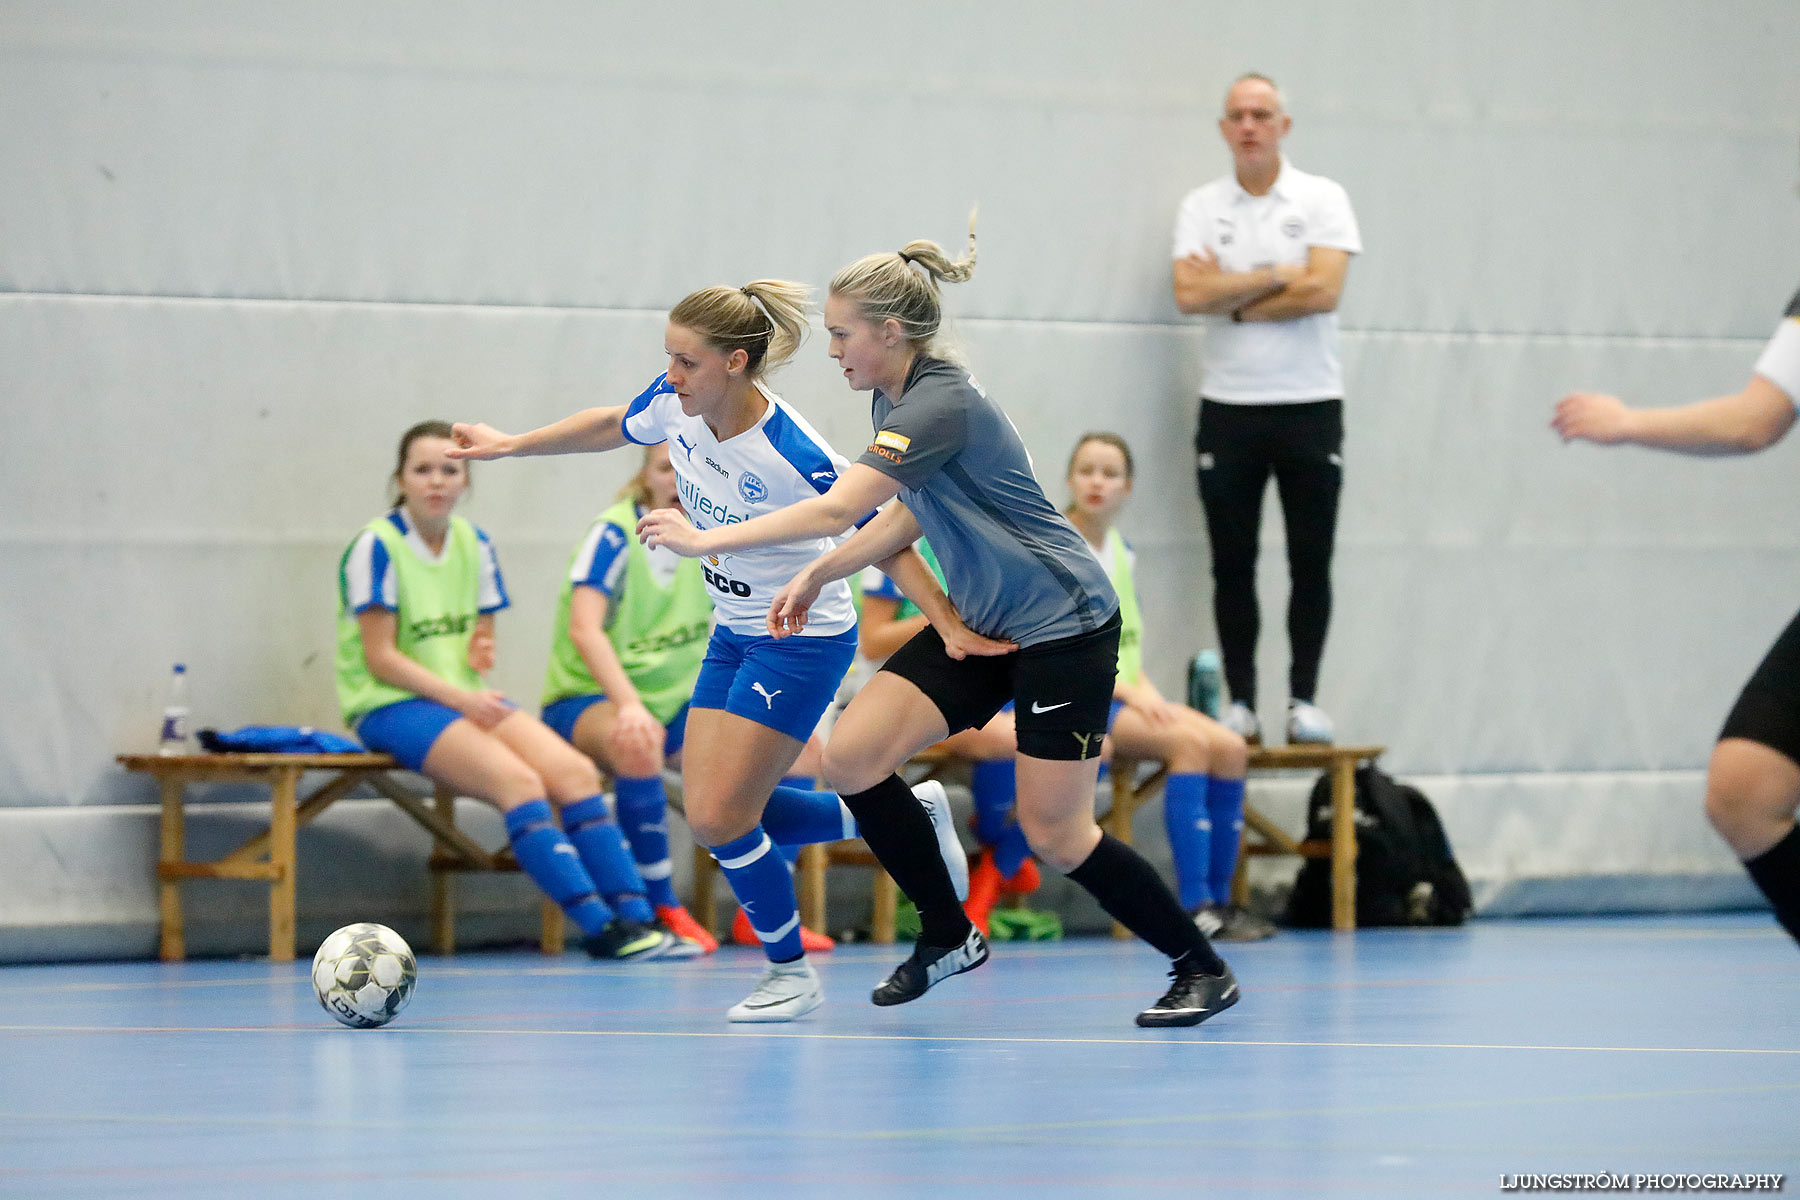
[988, 906, 1062, 942]
[894, 899, 922, 941]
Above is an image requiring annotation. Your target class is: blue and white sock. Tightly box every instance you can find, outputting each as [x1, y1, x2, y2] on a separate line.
[709, 825, 804, 963]
[761, 784, 858, 846]
[612, 776, 679, 909]
[1204, 775, 1247, 905]
[1162, 773, 1215, 912]
[562, 795, 655, 925]
[504, 799, 613, 937]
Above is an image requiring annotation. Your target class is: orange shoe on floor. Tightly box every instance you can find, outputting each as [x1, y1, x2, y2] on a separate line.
[1000, 856, 1041, 897]
[656, 904, 718, 954]
[963, 849, 1003, 936]
[732, 907, 835, 952]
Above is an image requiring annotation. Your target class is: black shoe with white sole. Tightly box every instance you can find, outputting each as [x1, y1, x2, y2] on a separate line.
[871, 926, 989, 1006]
[1135, 963, 1239, 1027]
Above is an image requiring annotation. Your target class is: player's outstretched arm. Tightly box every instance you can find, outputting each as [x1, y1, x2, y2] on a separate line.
[765, 503, 922, 637]
[640, 463, 900, 557]
[448, 405, 631, 461]
[1552, 376, 1795, 457]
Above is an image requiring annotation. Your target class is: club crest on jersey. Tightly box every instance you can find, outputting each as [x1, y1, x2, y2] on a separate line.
[737, 472, 767, 504]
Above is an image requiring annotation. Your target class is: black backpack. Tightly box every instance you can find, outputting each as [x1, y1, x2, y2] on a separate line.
[1283, 764, 1473, 928]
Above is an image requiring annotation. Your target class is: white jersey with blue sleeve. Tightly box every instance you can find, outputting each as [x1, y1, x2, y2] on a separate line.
[341, 509, 509, 614]
[619, 374, 859, 637]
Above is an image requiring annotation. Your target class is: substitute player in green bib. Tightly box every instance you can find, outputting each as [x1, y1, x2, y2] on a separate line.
[1063, 433, 1263, 941]
[541, 442, 719, 950]
[338, 421, 691, 962]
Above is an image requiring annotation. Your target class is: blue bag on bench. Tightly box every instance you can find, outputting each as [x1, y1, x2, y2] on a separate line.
[196, 726, 364, 754]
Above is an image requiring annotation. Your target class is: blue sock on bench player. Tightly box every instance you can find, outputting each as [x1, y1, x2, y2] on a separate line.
[1162, 773, 1215, 911]
[560, 795, 657, 925]
[971, 759, 1032, 877]
[1204, 776, 1246, 904]
[503, 799, 614, 937]
[709, 825, 805, 963]
[608, 777, 680, 910]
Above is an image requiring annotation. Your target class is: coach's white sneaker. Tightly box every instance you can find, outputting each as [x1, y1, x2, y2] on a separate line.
[727, 959, 823, 1023]
[914, 779, 970, 901]
[1286, 700, 1335, 745]
[1222, 701, 1261, 745]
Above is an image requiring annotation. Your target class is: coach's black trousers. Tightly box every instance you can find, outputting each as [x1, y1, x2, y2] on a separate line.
[1195, 397, 1343, 708]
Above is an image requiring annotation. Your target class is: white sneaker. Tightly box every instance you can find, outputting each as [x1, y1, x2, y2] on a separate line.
[913, 779, 970, 901]
[1286, 700, 1334, 744]
[726, 959, 823, 1023]
[1222, 701, 1261, 744]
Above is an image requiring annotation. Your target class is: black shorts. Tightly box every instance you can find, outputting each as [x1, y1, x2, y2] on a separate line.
[1719, 605, 1800, 766]
[880, 612, 1121, 761]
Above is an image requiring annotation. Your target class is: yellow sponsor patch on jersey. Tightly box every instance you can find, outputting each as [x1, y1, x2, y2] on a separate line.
[873, 430, 911, 453]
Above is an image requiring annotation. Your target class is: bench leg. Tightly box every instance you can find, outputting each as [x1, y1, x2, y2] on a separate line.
[1329, 756, 1359, 932]
[691, 845, 718, 936]
[1108, 768, 1139, 940]
[797, 844, 826, 933]
[540, 899, 566, 955]
[430, 787, 456, 955]
[158, 776, 187, 962]
[871, 868, 897, 944]
[1230, 844, 1251, 908]
[268, 767, 298, 962]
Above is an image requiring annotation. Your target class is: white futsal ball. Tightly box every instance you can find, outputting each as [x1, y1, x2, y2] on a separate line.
[311, 923, 417, 1028]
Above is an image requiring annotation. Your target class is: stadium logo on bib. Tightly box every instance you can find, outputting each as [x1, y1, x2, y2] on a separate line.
[737, 472, 767, 504]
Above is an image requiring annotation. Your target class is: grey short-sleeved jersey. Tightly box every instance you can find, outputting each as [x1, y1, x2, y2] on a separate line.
[856, 357, 1118, 647]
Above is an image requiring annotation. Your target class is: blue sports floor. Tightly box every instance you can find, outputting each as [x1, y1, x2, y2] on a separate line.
[0, 914, 1794, 1198]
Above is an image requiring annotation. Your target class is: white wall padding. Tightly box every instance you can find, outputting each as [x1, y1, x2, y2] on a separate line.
[4, 3, 1800, 934]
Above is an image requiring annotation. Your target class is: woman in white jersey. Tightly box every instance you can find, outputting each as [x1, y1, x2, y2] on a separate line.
[641, 232, 1239, 1026]
[337, 421, 690, 962]
[1553, 283, 1800, 950]
[449, 282, 968, 1022]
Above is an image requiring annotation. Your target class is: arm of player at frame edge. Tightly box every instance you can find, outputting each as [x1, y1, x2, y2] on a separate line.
[1552, 373, 1796, 457]
[446, 405, 632, 461]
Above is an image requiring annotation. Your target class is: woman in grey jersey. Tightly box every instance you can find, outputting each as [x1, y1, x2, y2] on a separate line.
[640, 227, 1238, 1026]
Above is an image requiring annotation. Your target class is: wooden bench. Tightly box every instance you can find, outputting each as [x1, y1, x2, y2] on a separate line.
[118, 752, 563, 962]
[1100, 743, 1386, 933]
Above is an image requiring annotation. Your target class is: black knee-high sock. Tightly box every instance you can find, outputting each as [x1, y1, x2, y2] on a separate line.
[1744, 825, 1800, 947]
[840, 773, 972, 948]
[1067, 832, 1226, 975]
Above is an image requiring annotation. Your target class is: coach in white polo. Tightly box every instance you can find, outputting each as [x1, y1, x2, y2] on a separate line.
[1173, 72, 1360, 747]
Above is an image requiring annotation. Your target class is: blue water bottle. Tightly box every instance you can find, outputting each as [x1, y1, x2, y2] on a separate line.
[1187, 650, 1222, 719]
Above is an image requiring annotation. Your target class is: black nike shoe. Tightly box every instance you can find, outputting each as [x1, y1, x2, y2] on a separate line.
[583, 917, 678, 961]
[871, 926, 989, 1006]
[1135, 962, 1239, 1027]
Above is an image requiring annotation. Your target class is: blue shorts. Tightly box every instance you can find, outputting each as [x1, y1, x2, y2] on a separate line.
[690, 625, 857, 742]
[540, 694, 691, 757]
[355, 697, 466, 772]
